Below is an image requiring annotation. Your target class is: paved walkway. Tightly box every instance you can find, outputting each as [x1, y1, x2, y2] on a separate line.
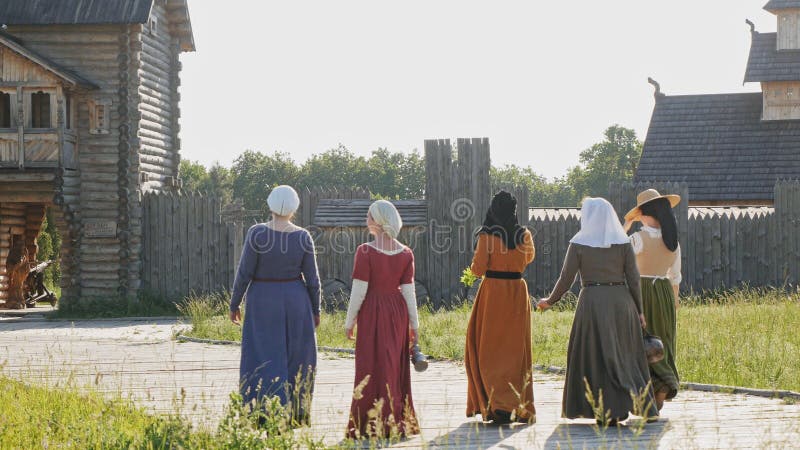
[1, 319, 798, 449]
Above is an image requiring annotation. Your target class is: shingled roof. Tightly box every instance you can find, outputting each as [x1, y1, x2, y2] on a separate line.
[0, 0, 195, 52]
[0, 0, 153, 25]
[763, 0, 800, 12]
[636, 92, 800, 202]
[744, 32, 800, 82]
[313, 199, 427, 227]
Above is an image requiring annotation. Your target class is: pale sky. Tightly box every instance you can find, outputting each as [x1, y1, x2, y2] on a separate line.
[179, 1, 775, 179]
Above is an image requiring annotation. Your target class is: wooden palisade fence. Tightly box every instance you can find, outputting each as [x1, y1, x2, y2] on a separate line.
[141, 192, 243, 301]
[527, 180, 800, 296]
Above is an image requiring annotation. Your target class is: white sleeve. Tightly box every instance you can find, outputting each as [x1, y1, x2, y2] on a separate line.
[400, 283, 419, 330]
[667, 245, 682, 286]
[630, 232, 643, 255]
[344, 279, 368, 329]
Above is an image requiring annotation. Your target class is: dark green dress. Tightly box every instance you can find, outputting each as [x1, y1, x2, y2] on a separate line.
[641, 278, 679, 398]
[632, 227, 681, 399]
[546, 243, 659, 420]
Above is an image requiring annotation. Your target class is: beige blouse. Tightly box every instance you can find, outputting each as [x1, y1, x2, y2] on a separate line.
[630, 225, 682, 286]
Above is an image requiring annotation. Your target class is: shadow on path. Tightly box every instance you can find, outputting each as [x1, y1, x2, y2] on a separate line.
[544, 419, 669, 449]
[424, 419, 532, 448]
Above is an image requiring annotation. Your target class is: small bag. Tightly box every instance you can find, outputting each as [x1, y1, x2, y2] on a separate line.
[643, 333, 665, 364]
[411, 344, 429, 372]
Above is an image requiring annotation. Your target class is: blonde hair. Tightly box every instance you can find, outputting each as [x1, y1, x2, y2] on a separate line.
[368, 200, 402, 239]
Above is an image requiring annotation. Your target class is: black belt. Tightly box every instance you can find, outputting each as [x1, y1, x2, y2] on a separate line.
[485, 270, 523, 280]
[582, 281, 626, 287]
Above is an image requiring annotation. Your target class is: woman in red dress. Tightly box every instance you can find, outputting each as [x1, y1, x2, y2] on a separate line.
[344, 200, 420, 439]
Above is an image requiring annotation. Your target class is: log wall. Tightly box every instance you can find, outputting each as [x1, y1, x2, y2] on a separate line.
[6, 24, 126, 299]
[137, 0, 182, 190]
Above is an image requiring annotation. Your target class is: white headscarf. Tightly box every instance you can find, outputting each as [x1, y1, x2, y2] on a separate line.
[368, 200, 402, 239]
[569, 197, 630, 248]
[267, 185, 300, 216]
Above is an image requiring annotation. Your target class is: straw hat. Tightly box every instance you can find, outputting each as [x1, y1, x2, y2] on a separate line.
[623, 189, 681, 221]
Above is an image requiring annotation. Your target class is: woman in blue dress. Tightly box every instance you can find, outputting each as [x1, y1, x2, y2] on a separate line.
[229, 185, 321, 426]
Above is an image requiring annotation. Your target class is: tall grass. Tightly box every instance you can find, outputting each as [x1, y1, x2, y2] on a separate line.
[180, 288, 800, 391]
[0, 375, 324, 449]
[54, 290, 180, 319]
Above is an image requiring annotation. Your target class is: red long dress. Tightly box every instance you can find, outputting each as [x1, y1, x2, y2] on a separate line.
[346, 244, 420, 439]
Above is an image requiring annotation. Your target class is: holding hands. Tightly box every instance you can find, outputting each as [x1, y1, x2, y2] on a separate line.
[536, 299, 551, 312]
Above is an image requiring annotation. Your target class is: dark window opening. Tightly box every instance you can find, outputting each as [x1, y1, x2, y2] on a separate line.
[31, 91, 51, 128]
[0, 92, 10, 128]
[65, 95, 72, 129]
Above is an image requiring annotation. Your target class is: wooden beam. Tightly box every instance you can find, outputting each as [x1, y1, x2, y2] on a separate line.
[16, 86, 23, 169]
[0, 172, 56, 182]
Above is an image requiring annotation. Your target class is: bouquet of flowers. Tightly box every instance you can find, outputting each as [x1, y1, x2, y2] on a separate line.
[460, 267, 479, 287]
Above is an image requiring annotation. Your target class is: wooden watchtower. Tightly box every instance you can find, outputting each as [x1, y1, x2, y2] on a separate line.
[0, 0, 194, 306]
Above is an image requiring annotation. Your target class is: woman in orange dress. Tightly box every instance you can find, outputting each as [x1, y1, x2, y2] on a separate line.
[465, 191, 536, 424]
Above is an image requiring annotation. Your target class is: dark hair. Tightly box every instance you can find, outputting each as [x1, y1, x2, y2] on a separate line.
[639, 198, 678, 252]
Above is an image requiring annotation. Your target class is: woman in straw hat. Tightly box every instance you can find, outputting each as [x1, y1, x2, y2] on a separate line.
[538, 198, 658, 425]
[345, 200, 420, 439]
[623, 189, 682, 411]
[465, 190, 536, 425]
[230, 185, 321, 427]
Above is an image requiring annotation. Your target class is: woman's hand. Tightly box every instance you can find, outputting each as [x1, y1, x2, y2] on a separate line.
[230, 309, 241, 326]
[409, 328, 418, 347]
[536, 299, 552, 311]
[639, 313, 647, 329]
[346, 327, 355, 340]
[314, 315, 320, 328]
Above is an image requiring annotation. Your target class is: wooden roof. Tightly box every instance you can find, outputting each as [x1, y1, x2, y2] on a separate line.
[744, 32, 800, 83]
[636, 92, 800, 202]
[0, 0, 153, 25]
[0, 30, 97, 88]
[313, 199, 427, 227]
[0, 0, 195, 52]
[763, 0, 800, 12]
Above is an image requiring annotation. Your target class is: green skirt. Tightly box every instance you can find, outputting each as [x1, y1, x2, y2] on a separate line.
[641, 278, 679, 399]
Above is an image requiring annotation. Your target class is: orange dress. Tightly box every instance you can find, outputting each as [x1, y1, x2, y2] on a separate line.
[465, 230, 536, 421]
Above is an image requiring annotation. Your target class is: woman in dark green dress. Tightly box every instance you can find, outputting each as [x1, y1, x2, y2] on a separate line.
[538, 198, 658, 425]
[624, 189, 682, 411]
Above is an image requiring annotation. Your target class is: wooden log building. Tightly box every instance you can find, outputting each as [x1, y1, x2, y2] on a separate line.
[0, 0, 194, 306]
[636, 1, 800, 206]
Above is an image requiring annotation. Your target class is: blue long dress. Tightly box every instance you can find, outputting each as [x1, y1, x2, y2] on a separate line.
[230, 224, 321, 422]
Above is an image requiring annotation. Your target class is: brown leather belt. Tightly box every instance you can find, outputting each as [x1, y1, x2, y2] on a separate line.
[252, 276, 302, 283]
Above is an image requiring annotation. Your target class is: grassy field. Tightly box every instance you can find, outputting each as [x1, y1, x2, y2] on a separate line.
[0, 376, 323, 449]
[180, 288, 800, 392]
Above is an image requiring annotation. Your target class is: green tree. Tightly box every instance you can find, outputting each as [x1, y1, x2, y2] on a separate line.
[231, 151, 300, 212]
[490, 164, 577, 206]
[35, 208, 61, 290]
[179, 160, 234, 205]
[566, 124, 642, 200]
[178, 160, 208, 192]
[298, 145, 369, 188]
[364, 148, 425, 199]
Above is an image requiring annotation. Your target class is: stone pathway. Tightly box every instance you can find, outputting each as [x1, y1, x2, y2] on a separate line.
[1, 319, 798, 449]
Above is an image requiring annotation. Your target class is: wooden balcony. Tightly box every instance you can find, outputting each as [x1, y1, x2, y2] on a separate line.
[0, 129, 76, 170]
